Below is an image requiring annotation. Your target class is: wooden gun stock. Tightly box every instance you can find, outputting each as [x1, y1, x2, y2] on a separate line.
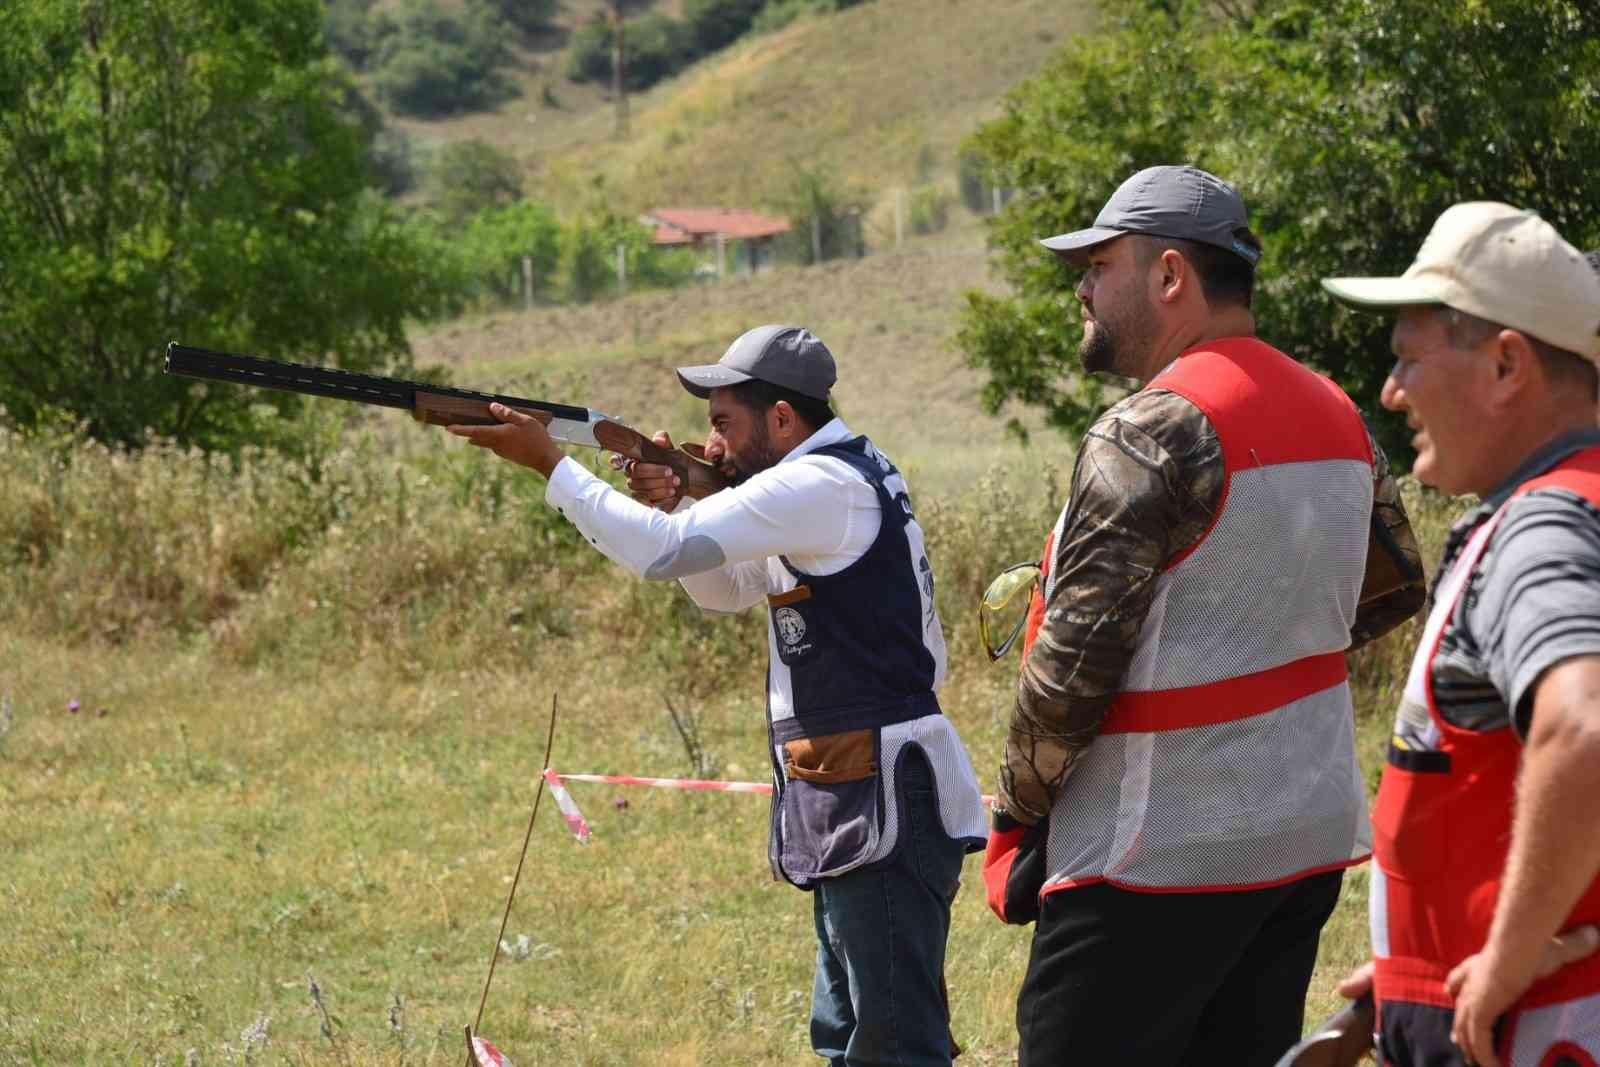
[412, 392, 730, 504]
[590, 420, 730, 503]
[1274, 992, 1376, 1067]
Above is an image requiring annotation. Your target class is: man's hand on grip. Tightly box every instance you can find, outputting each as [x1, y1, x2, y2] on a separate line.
[611, 431, 684, 509]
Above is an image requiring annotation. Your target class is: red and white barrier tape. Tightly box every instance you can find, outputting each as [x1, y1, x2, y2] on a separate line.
[543, 769, 994, 844]
[472, 1034, 514, 1067]
[555, 772, 774, 795]
[541, 769, 592, 845]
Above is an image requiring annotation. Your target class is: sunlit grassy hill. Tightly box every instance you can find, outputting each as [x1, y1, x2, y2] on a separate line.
[392, 0, 1091, 217]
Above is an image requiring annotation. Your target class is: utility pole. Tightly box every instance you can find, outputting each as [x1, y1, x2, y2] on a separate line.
[611, 1, 628, 139]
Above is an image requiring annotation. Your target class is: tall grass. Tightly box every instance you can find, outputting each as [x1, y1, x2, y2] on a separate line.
[0, 418, 1462, 1062]
[0, 415, 1070, 680]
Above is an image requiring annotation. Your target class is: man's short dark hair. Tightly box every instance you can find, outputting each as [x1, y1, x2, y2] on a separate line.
[726, 378, 835, 432]
[1137, 230, 1260, 308]
[1438, 306, 1599, 396]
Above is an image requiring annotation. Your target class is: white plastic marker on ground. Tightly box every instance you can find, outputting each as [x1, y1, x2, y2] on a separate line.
[541, 768, 592, 844]
[544, 770, 995, 843]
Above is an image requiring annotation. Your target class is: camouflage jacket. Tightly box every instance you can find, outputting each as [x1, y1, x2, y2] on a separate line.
[999, 387, 1426, 825]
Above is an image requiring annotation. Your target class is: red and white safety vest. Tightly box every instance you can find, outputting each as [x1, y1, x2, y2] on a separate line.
[1029, 337, 1377, 896]
[1371, 448, 1600, 1027]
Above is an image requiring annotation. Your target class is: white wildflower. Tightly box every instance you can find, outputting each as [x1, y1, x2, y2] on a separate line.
[239, 1015, 270, 1050]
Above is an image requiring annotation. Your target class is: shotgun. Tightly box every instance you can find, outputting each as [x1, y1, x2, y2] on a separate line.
[1273, 991, 1375, 1067]
[163, 343, 731, 504]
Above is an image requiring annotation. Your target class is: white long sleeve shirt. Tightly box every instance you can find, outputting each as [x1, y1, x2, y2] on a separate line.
[544, 418, 881, 612]
[541, 417, 988, 861]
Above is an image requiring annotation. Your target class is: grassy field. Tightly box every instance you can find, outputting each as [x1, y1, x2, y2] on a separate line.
[0, 229, 1462, 1063]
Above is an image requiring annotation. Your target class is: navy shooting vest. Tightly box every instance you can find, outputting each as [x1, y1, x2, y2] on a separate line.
[763, 435, 947, 887]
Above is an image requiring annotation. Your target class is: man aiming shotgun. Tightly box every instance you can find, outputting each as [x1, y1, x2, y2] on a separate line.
[162, 342, 731, 505]
[449, 324, 989, 1067]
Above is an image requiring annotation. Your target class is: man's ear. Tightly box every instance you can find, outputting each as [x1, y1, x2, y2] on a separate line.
[1489, 329, 1539, 408]
[771, 400, 798, 439]
[1156, 248, 1188, 305]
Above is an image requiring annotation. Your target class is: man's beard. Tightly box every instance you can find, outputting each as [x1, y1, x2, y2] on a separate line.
[1079, 319, 1118, 374]
[1078, 291, 1155, 377]
[726, 417, 783, 483]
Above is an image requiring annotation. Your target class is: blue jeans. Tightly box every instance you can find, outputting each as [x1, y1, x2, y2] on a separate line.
[810, 747, 965, 1066]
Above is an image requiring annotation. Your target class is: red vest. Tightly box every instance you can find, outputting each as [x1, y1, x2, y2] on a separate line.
[1032, 338, 1377, 894]
[1371, 447, 1600, 1010]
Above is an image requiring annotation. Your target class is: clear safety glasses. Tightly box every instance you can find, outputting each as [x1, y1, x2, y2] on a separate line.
[979, 561, 1042, 663]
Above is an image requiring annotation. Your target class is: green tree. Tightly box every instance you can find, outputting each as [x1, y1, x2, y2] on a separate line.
[459, 200, 562, 304]
[425, 138, 524, 227]
[559, 188, 691, 303]
[957, 0, 1600, 459]
[480, 0, 558, 34]
[683, 0, 764, 54]
[323, 0, 378, 69]
[369, 0, 514, 118]
[565, 13, 694, 93]
[0, 0, 445, 449]
[775, 164, 868, 264]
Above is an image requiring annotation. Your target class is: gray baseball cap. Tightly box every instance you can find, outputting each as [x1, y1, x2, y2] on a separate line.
[676, 325, 837, 400]
[1040, 165, 1262, 266]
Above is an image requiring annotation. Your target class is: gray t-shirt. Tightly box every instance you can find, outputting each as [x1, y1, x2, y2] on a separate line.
[1431, 428, 1600, 737]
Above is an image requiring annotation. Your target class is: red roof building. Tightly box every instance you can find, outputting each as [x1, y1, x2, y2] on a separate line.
[644, 208, 792, 246]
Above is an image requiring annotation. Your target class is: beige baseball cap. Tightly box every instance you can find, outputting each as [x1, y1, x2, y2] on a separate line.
[1322, 202, 1600, 362]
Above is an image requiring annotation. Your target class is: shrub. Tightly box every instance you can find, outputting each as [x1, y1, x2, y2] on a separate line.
[773, 164, 869, 264]
[367, 127, 417, 197]
[370, 0, 514, 118]
[323, 0, 378, 68]
[459, 200, 563, 305]
[956, 146, 994, 215]
[907, 186, 951, 235]
[683, 0, 764, 54]
[621, 13, 693, 91]
[425, 139, 524, 227]
[480, 0, 557, 33]
[566, 22, 614, 83]
[566, 13, 693, 92]
[563, 219, 616, 303]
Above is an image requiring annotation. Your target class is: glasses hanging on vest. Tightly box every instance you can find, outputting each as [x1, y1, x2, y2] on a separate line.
[979, 561, 1042, 663]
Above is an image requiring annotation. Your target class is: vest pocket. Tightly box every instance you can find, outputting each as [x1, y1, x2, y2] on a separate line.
[778, 729, 881, 879]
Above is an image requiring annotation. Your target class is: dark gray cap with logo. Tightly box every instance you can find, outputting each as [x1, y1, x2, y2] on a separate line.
[676, 324, 837, 400]
[1040, 165, 1261, 266]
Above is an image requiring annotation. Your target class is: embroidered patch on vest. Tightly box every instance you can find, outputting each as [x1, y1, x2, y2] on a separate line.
[774, 606, 811, 654]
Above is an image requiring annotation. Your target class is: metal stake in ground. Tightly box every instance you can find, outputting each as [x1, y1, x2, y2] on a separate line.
[466, 693, 560, 1067]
